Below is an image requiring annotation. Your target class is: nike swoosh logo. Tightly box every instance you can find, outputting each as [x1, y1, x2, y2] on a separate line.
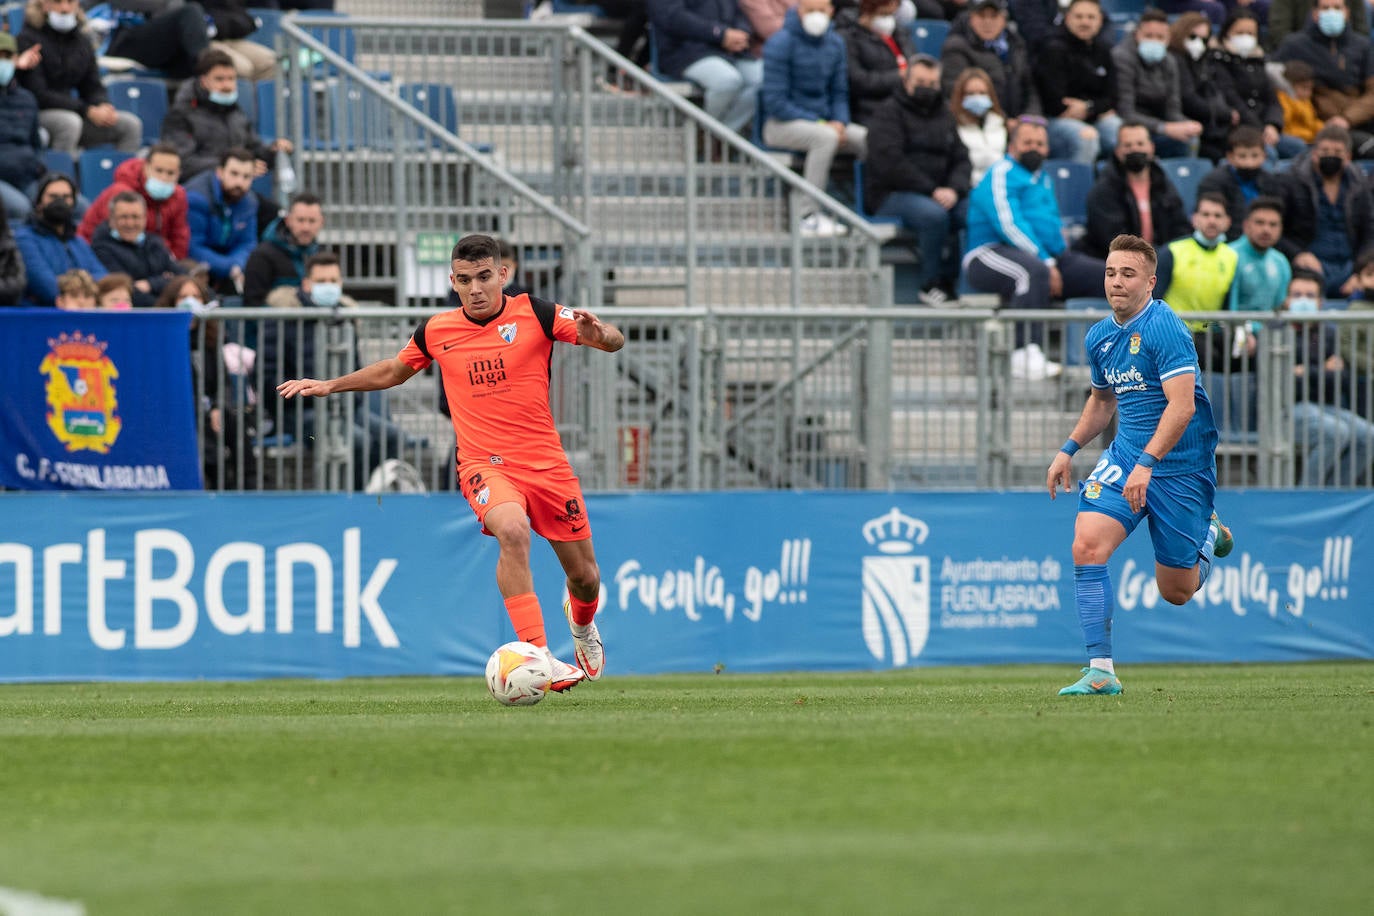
[570, 524, 585, 532]
[443, 342, 456, 350]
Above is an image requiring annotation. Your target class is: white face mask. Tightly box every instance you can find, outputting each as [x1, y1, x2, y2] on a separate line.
[870, 14, 896, 36]
[47, 11, 78, 32]
[801, 11, 831, 37]
[1185, 36, 1207, 60]
[1226, 34, 1257, 56]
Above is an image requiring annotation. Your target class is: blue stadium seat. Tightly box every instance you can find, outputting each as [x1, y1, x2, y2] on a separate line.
[78, 148, 137, 201]
[1063, 297, 1108, 367]
[1045, 159, 1093, 236]
[6, 4, 22, 35]
[909, 19, 950, 56]
[106, 78, 168, 147]
[247, 7, 283, 50]
[550, 1, 608, 15]
[41, 149, 76, 181]
[1160, 156, 1210, 213]
[396, 82, 457, 149]
[237, 78, 256, 123]
[257, 79, 321, 150]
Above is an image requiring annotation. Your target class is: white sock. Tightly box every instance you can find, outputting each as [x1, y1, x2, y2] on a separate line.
[1090, 657, 1115, 675]
[569, 620, 590, 637]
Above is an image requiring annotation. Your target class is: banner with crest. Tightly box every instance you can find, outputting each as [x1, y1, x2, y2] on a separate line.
[0, 310, 202, 491]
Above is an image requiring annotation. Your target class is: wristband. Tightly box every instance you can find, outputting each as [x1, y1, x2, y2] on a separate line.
[1060, 439, 1080, 457]
[1136, 452, 1158, 469]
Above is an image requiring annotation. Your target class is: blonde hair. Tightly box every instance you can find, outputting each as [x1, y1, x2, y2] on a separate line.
[56, 269, 98, 299]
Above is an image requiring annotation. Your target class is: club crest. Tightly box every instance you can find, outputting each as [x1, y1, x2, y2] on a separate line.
[40, 332, 122, 454]
[498, 322, 517, 344]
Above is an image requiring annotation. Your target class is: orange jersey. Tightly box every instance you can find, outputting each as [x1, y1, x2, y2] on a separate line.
[397, 294, 579, 470]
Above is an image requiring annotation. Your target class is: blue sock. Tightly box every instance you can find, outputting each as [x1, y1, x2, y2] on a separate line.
[1196, 520, 1218, 592]
[1074, 564, 1113, 659]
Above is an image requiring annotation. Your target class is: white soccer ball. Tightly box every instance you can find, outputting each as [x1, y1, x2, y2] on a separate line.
[485, 641, 554, 706]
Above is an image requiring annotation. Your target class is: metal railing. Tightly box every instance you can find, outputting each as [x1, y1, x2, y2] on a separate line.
[194, 308, 1374, 494]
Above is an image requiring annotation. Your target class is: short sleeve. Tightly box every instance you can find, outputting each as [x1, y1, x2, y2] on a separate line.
[397, 336, 432, 371]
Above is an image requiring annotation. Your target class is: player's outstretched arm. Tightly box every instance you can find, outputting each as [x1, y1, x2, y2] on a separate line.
[277, 358, 418, 400]
[573, 308, 625, 353]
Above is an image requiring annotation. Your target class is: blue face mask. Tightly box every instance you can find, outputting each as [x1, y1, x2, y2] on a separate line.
[1289, 296, 1319, 313]
[208, 89, 238, 106]
[0, 60, 15, 86]
[1318, 9, 1346, 37]
[133, 231, 146, 246]
[962, 94, 993, 117]
[145, 176, 176, 201]
[310, 282, 342, 307]
[1193, 229, 1220, 249]
[1137, 39, 1167, 64]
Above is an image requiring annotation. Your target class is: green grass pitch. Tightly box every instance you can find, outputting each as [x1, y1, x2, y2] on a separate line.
[1, 663, 1370, 915]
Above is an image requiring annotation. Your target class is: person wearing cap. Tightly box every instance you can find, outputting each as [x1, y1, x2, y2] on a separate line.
[761, 0, 865, 237]
[0, 31, 46, 222]
[940, 0, 1041, 122]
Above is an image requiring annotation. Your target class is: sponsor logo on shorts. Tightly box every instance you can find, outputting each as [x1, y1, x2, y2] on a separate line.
[477, 486, 490, 505]
[554, 497, 584, 525]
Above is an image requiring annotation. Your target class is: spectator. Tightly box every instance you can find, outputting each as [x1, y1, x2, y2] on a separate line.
[100, 1, 213, 81]
[1274, 0, 1374, 133]
[761, 0, 866, 236]
[962, 116, 1106, 379]
[1168, 12, 1239, 162]
[0, 207, 25, 306]
[16, 0, 142, 155]
[1197, 126, 1287, 240]
[77, 144, 191, 260]
[261, 251, 419, 489]
[89, 190, 183, 309]
[648, 0, 763, 133]
[161, 48, 290, 186]
[1222, 196, 1291, 366]
[1213, 9, 1298, 160]
[1277, 59, 1325, 147]
[1008, 0, 1065, 58]
[185, 148, 259, 296]
[53, 268, 97, 310]
[243, 192, 323, 308]
[739, 0, 796, 49]
[1267, 0, 1366, 52]
[97, 272, 136, 310]
[13, 174, 107, 307]
[1158, 191, 1236, 335]
[865, 54, 971, 302]
[1278, 124, 1374, 298]
[951, 66, 1007, 185]
[1339, 251, 1374, 407]
[1077, 120, 1190, 259]
[940, 1, 1039, 122]
[1032, 0, 1118, 164]
[838, 0, 916, 126]
[202, 0, 277, 80]
[1111, 8, 1203, 158]
[1284, 269, 1374, 485]
[0, 31, 46, 223]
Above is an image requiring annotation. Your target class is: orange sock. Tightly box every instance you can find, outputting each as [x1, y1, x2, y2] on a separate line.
[568, 594, 599, 627]
[504, 593, 546, 647]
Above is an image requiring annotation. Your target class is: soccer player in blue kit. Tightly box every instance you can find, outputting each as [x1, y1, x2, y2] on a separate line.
[1046, 234, 1234, 696]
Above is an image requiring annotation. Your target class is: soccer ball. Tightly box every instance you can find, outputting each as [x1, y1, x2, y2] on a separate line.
[485, 641, 554, 706]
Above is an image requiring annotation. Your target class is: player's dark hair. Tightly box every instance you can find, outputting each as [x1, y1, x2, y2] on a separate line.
[1246, 196, 1283, 220]
[195, 47, 237, 76]
[1195, 191, 1228, 214]
[305, 250, 341, 274]
[288, 191, 322, 210]
[452, 233, 501, 265]
[1117, 119, 1151, 138]
[1227, 125, 1264, 152]
[1108, 234, 1158, 272]
[1138, 8, 1169, 27]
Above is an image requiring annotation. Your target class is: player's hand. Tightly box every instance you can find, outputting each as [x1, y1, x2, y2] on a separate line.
[1047, 451, 1074, 499]
[1123, 465, 1152, 513]
[277, 378, 333, 399]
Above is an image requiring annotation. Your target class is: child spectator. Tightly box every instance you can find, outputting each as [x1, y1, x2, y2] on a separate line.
[1197, 126, 1287, 240]
[1277, 59, 1325, 147]
[54, 268, 97, 310]
[97, 272, 135, 310]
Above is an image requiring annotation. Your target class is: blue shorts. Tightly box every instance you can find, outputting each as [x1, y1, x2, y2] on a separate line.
[1077, 448, 1217, 569]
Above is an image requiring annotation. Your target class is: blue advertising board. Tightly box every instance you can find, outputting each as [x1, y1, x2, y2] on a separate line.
[0, 310, 202, 491]
[0, 491, 1368, 681]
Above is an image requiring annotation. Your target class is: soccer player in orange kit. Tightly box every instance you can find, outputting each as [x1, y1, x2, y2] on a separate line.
[278, 234, 624, 691]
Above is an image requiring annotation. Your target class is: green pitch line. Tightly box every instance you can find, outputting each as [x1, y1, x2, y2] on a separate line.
[0, 663, 1369, 915]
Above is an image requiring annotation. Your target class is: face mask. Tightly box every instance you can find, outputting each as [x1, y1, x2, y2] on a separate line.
[1193, 229, 1220, 249]
[0, 60, 15, 86]
[208, 89, 238, 106]
[962, 93, 993, 116]
[1018, 150, 1045, 173]
[870, 14, 895, 36]
[105, 299, 132, 311]
[1185, 36, 1207, 60]
[1234, 165, 1261, 182]
[145, 176, 176, 201]
[131, 231, 146, 245]
[47, 11, 78, 32]
[1289, 296, 1319, 313]
[41, 199, 73, 226]
[1137, 39, 1167, 64]
[177, 296, 205, 312]
[1227, 34, 1257, 56]
[1123, 151, 1151, 173]
[908, 86, 941, 108]
[1318, 9, 1346, 37]
[310, 282, 342, 307]
[1318, 155, 1345, 177]
[801, 11, 831, 37]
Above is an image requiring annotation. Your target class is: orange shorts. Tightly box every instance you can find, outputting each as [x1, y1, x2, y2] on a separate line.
[457, 460, 591, 542]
